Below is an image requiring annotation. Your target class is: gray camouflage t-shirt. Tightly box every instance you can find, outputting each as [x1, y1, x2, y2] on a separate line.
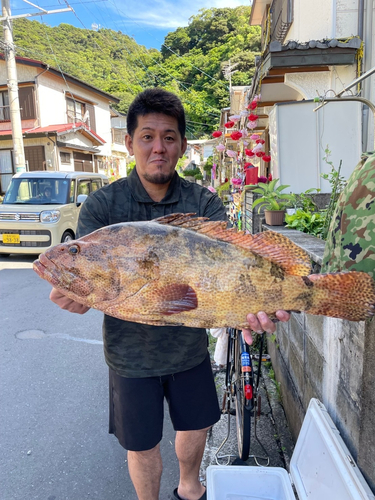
[77, 168, 227, 377]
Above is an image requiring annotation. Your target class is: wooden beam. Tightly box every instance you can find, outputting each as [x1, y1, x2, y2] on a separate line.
[261, 75, 285, 84]
[268, 66, 330, 76]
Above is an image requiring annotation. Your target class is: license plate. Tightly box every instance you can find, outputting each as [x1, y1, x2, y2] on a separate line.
[2, 233, 20, 244]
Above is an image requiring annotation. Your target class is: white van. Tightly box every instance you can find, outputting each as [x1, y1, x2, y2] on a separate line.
[0, 171, 109, 256]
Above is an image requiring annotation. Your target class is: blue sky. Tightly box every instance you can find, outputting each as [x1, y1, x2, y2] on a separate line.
[9, 0, 251, 50]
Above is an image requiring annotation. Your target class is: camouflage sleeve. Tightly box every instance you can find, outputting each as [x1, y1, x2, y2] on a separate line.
[321, 152, 375, 278]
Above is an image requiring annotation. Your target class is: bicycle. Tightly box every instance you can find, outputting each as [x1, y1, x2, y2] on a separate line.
[214, 328, 269, 466]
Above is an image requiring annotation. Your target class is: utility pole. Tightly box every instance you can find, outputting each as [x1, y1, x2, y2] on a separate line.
[222, 60, 239, 94]
[1, 0, 72, 173]
[2, 0, 25, 172]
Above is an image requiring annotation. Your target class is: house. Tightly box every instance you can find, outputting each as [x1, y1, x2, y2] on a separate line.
[0, 55, 127, 193]
[246, 0, 375, 193]
[245, 1, 375, 492]
[95, 108, 129, 180]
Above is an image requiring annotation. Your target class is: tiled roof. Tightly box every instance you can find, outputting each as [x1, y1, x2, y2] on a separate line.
[269, 37, 362, 53]
[0, 123, 105, 144]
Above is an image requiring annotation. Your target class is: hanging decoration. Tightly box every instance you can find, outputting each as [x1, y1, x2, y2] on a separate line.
[226, 150, 237, 158]
[246, 121, 258, 129]
[208, 90, 273, 231]
[230, 131, 243, 141]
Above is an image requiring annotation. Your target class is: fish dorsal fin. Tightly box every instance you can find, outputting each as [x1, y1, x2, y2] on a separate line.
[154, 213, 311, 276]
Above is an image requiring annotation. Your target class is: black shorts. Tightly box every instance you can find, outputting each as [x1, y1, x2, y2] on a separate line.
[108, 353, 221, 451]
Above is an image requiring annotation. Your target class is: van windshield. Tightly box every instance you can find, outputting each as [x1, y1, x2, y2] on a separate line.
[3, 177, 72, 205]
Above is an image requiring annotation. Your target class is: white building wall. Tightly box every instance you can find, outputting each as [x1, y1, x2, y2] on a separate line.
[37, 73, 68, 126]
[95, 103, 112, 156]
[287, 0, 333, 41]
[287, 0, 359, 41]
[0, 62, 38, 83]
[37, 72, 113, 156]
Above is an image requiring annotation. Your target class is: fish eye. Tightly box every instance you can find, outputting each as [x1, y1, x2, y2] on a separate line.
[69, 245, 80, 255]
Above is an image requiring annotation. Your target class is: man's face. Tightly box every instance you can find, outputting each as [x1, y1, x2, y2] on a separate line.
[125, 113, 187, 185]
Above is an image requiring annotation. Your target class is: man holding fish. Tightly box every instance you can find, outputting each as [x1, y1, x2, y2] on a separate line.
[44, 88, 291, 500]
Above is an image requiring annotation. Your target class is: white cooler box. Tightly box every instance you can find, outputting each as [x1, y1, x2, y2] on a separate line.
[207, 398, 375, 500]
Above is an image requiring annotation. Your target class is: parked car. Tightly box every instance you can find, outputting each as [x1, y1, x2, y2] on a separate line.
[0, 171, 109, 256]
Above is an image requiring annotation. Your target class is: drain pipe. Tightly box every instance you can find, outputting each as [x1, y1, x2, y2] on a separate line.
[361, 0, 374, 152]
[358, 0, 365, 40]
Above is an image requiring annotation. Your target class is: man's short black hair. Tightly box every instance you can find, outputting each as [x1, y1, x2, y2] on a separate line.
[127, 88, 186, 139]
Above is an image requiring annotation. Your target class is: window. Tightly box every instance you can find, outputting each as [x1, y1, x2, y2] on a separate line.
[0, 87, 36, 122]
[112, 129, 126, 145]
[77, 180, 90, 196]
[0, 150, 13, 194]
[2, 177, 71, 204]
[0, 92, 10, 121]
[66, 97, 86, 123]
[60, 152, 71, 164]
[91, 180, 101, 192]
[69, 180, 75, 203]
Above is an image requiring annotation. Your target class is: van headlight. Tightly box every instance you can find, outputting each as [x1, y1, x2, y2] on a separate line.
[41, 210, 61, 223]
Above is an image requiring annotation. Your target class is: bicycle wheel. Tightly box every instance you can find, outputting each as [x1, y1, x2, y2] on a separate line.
[233, 330, 253, 460]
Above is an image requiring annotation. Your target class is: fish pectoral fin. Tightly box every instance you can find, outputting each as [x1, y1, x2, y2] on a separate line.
[153, 284, 198, 315]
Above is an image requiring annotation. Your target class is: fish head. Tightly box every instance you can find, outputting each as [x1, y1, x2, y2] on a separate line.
[33, 233, 122, 303]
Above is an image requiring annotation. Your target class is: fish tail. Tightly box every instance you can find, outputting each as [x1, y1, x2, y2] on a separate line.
[306, 271, 375, 321]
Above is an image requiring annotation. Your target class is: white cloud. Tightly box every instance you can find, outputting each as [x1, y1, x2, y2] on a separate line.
[105, 0, 250, 30]
[10, 0, 250, 32]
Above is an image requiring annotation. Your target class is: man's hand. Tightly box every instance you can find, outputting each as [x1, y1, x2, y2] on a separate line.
[50, 288, 90, 314]
[242, 310, 291, 345]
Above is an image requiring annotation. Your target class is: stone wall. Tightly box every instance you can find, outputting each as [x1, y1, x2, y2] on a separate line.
[264, 226, 375, 493]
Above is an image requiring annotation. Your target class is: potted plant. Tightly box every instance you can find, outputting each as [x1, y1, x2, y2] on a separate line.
[252, 179, 295, 225]
[194, 172, 203, 185]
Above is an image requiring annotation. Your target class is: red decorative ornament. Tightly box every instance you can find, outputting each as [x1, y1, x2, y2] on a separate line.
[230, 131, 243, 140]
[263, 155, 271, 162]
[268, 173, 273, 181]
[255, 139, 265, 144]
[245, 148, 255, 157]
[212, 131, 222, 138]
[224, 121, 235, 129]
[258, 176, 268, 183]
[247, 100, 258, 110]
[256, 151, 265, 157]
[248, 114, 259, 121]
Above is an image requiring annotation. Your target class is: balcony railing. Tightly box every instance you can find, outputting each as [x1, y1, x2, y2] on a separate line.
[261, 0, 294, 53]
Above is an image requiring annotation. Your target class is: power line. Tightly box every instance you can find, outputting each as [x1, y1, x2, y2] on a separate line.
[71, 0, 221, 123]
[105, 0, 229, 90]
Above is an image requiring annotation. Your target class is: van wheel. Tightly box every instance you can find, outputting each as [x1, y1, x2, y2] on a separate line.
[61, 231, 74, 243]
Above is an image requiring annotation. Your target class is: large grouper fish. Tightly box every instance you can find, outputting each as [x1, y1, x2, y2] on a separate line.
[33, 213, 375, 328]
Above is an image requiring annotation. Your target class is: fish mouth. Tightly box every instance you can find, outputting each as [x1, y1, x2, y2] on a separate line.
[33, 253, 62, 288]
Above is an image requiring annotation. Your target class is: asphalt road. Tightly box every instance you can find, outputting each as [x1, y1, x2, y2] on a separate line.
[0, 254, 180, 500]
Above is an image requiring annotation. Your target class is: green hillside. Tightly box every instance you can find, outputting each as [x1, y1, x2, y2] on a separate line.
[3, 6, 260, 138]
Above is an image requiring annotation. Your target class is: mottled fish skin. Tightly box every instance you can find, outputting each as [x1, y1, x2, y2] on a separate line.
[33, 214, 375, 327]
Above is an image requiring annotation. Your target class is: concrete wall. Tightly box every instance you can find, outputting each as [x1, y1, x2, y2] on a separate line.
[266, 228, 375, 493]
